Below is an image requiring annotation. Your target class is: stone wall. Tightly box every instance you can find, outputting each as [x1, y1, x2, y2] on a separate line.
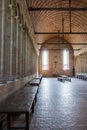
[75, 52, 87, 73]
[0, 0, 38, 102]
[39, 38, 74, 77]
[0, 75, 36, 102]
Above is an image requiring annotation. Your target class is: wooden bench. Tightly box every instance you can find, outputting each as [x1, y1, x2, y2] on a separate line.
[30, 79, 40, 86]
[0, 86, 38, 130]
[61, 75, 71, 82]
[57, 77, 65, 82]
[34, 74, 42, 82]
[76, 73, 87, 81]
[57, 75, 71, 82]
[65, 77, 71, 82]
[23, 86, 39, 102]
[26, 84, 39, 93]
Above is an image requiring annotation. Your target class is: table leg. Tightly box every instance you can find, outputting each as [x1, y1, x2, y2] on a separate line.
[7, 113, 11, 130]
[26, 112, 29, 130]
[0, 121, 2, 130]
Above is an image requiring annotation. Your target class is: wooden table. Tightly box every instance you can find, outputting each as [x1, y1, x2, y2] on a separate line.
[0, 86, 38, 130]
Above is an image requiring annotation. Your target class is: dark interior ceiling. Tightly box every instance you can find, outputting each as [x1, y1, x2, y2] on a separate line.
[26, 0, 87, 54]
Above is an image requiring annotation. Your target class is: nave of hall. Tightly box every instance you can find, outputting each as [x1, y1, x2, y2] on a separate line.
[0, 0, 87, 130]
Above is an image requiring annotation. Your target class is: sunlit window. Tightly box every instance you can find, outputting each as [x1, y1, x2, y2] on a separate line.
[63, 49, 69, 70]
[42, 50, 49, 70]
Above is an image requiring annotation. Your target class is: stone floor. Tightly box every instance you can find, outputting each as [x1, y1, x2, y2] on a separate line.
[29, 78, 87, 130]
[4, 77, 87, 130]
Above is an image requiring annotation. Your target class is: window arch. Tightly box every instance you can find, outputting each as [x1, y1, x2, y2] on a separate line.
[42, 50, 49, 70]
[63, 49, 69, 70]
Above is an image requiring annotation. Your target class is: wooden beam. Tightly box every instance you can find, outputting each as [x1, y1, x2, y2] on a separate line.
[28, 7, 87, 11]
[37, 43, 87, 45]
[40, 48, 78, 51]
[35, 32, 87, 34]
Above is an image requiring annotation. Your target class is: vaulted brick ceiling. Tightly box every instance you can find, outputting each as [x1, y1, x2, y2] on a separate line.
[26, 0, 87, 53]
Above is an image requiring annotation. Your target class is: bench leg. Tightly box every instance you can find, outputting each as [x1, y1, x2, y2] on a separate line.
[26, 112, 29, 130]
[0, 121, 2, 130]
[7, 113, 11, 130]
[32, 101, 35, 113]
[35, 94, 37, 103]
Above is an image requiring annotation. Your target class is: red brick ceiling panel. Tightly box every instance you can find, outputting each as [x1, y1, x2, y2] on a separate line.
[26, 0, 87, 48]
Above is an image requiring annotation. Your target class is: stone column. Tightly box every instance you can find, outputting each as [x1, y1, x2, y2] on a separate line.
[17, 16, 21, 78]
[19, 20, 23, 78]
[22, 24, 26, 77]
[0, 0, 2, 83]
[25, 31, 28, 76]
[15, 9, 19, 79]
[12, 0, 16, 80]
[26, 33, 30, 76]
[21, 22, 25, 78]
[5, 0, 11, 82]
[8, 0, 14, 81]
[27, 34, 32, 75]
[32, 47, 37, 74]
[31, 47, 34, 74]
[0, 0, 6, 83]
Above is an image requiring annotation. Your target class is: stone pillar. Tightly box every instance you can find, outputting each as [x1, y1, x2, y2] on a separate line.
[5, 0, 11, 82]
[8, 0, 14, 81]
[0, 0, 2, 83]
[15, 9, 19, 79]
[28, 34, 32, 75]
[22, 24, 26, 77]
[19, 20, 23, 78]
[31, 46, 34, 74]
[17, 12, 21, 79]
[33, 48, 37, 74]
[27, 33, 31, 75]
[4, 0, 11, 81]
[12, 0, 16, 80]
[0, 0, 6, 83]
[25, 31, 28, 76]
[21, 22, 25, 78]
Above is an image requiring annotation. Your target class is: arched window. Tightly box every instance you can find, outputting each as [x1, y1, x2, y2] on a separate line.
[63, 49, 69, 70]
[42, 50, 49, 70]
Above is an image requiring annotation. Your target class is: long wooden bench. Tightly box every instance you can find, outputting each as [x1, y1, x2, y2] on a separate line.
[26, 84, 39, 94]
[57, 77, 65, 82]
[57, 75, 71, 82]
[30, 79, 40, 86]
[61, 75, 71, 82]
[0, 86, 38, 130]
[76, 73, 87, 81]
[34, 74, 42, 82]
